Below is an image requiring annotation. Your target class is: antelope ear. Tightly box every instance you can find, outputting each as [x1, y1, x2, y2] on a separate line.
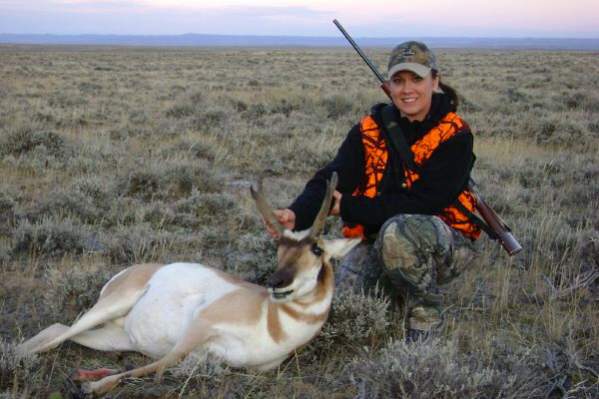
[322, 238, 361, 260]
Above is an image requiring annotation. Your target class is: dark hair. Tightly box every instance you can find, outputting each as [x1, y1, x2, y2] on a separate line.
[432, 70, 459, 112]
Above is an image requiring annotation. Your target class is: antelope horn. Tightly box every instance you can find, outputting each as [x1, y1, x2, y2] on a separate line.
[250, 184, 284, 236]
[309, 172, 338, 239]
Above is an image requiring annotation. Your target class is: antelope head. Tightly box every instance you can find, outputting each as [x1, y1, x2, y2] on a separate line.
[251, 173, 361, 303]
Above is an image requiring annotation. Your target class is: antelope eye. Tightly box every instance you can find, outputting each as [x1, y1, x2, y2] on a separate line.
[311, 243, 323, 257]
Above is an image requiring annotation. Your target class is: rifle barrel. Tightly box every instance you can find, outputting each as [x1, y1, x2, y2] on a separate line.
[333, 19, 386, 84]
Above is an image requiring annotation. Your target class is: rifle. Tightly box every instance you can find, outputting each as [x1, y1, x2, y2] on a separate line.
[333, 19, 522, 256]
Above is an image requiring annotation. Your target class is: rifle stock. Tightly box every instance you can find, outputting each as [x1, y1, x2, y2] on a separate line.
[333, 19, 522, 256]
[468, 182, 522, 255]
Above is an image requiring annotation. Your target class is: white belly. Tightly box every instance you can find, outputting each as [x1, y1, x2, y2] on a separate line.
[124, 263, 238, 358]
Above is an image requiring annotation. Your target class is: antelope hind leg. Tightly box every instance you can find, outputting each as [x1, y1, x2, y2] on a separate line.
[17, 323, 69, 354]
[19, 319, 134, 355]
[24, 286, 149, 354]
[68, 320, 135, 352]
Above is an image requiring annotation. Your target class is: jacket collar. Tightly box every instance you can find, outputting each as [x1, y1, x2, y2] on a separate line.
[372, 93, 454, 145]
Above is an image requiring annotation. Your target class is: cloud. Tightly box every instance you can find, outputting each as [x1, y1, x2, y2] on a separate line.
[219, 5, 329, 19]
[0, 1, 335, 35]
[0, 0, 597, 37]
[0, 0, 144, 13]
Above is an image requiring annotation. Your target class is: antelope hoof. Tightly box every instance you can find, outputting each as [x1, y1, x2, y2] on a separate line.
[81, 375, 120, 395]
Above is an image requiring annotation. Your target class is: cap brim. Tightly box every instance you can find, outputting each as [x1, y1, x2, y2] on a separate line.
[388, 63, 431, 79]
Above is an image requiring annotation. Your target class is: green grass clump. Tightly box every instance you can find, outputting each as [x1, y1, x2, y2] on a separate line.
[0, 339, 42, 398]
[345, 338, 550, 398]
[43, 263, 114, 321]
[319, 288, 391, 348]
[12, 217, 90, 257]
[100, 224, 176, 264]
[0, 127, 69, 159]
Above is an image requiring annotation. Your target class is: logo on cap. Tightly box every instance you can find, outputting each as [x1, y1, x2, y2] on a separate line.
[399, 47, 416, 58]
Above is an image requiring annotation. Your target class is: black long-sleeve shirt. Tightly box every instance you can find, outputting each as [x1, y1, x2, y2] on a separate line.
[290, 93, 474, 235]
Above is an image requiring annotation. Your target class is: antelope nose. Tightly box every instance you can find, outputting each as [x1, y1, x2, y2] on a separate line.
[267, 267, 294, 289]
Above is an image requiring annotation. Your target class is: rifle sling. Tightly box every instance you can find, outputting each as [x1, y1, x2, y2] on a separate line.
[380, 105, 420, 172]
[379, 104, 497, 240]
[452, 200, 499, 240]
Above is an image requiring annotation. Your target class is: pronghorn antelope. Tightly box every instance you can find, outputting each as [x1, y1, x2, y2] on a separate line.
[18, 173, 360, 395]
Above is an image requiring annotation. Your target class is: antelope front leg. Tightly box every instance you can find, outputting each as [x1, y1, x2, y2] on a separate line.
[81, 353, 179, 395]
[83, 324, 213, 394]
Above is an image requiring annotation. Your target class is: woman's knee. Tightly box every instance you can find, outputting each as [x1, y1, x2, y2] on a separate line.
[375, 214, 452, 290]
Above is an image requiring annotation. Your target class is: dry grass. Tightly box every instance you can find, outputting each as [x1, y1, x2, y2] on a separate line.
[0, 45, 597, 398]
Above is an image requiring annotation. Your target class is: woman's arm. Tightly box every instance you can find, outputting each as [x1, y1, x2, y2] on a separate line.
[289, 124, 365, 231]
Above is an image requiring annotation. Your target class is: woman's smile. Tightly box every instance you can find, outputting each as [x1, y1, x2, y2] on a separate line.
[389, 70, 439, 122]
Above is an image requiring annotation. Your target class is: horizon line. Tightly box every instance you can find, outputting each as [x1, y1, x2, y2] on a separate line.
[1, 32, 599, 40]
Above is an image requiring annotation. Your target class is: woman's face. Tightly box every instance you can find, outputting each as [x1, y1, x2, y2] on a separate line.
[388, 70, 439, 122]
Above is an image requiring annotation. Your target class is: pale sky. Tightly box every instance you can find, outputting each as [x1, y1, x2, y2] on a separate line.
[1, 0, 598, 38]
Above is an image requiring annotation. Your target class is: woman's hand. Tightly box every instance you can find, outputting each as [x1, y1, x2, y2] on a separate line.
[331, 190, 342, 216]
[273, 209, 296, 230]
[263, 209, 296, 238]
[264, 193, 340, 237]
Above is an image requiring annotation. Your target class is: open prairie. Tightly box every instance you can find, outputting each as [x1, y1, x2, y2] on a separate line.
[0, 45, 598, 398]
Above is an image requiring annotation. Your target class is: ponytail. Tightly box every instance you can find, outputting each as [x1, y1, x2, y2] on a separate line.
[432, 70, 459, 112]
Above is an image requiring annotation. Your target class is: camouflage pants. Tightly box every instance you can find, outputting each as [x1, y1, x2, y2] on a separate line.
[336, 214, 475, 333]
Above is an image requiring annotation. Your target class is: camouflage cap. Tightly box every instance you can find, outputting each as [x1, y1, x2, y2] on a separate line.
[387, 41, 438, 79]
